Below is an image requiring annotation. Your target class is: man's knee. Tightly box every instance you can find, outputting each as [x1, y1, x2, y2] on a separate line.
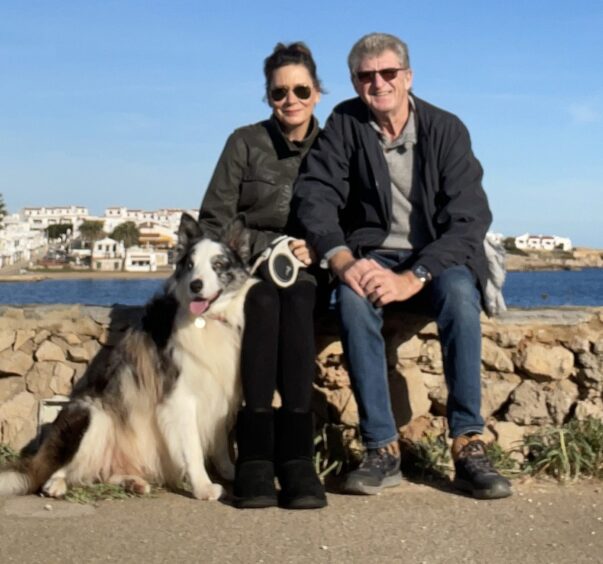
[432, 266, 480, 312]
[337, 284, 374, 320]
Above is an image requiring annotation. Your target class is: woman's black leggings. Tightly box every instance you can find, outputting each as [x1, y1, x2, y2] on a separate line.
[240, 279, 316, 412]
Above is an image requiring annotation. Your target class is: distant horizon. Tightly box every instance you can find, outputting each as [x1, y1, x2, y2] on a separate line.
[1, 1, 602, 248]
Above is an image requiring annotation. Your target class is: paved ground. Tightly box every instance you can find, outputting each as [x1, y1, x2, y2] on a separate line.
[1, 479, 601, 564]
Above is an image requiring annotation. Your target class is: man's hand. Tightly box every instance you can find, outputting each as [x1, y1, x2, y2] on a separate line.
[288, 239, 316, 266]
[359, 259, 425, 306]
[329, 249, 375, 297]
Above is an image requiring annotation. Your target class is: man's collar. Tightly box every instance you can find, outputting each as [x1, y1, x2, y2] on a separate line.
[369, 96, 417, 147]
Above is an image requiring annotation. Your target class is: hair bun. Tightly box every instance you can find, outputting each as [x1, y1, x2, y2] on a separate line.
[263, 41, 323, 94]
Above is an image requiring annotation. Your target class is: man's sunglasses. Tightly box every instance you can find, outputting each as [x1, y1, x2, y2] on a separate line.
[354, 67, 407, 84]
[270, 85, 312, 102]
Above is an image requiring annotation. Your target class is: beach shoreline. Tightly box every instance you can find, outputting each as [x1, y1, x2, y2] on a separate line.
[0, 269, 172, 283]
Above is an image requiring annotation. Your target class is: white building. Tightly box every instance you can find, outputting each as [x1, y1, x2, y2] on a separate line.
[0, 213, 47, 268]
[20, 205, 89, 232]
[103, 207, 197, 246]
[91, 237, 125, 271]
[138, 222, 177, 248]
[124, 246, 169, 272]
[515, 233, 573, 251]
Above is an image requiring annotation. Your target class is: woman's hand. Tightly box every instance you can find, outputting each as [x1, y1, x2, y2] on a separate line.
[288, 238, 316, 266]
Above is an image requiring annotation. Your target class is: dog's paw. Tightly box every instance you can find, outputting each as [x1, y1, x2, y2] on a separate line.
[109, 475, 151, 495]
[192, 483, 224, 501]
[42, 476, 68, 498]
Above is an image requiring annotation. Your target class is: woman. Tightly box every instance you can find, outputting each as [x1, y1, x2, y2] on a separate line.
[199, 42, 326, 509]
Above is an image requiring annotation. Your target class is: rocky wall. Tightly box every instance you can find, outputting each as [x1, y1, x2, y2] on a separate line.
[1, 305, 602, 454]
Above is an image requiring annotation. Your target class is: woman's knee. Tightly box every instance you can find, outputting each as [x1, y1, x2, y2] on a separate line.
[245, 281, 279, 316]
[280, 281, 316, 313]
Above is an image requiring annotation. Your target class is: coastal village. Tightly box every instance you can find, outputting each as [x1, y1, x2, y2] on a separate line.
[0, 203, 601, 275]
[0, 204, 197, 274]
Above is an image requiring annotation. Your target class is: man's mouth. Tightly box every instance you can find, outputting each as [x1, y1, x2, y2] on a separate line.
[189, 291, 221, 316]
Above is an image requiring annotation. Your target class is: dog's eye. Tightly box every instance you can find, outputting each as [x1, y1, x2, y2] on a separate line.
[214, 258, 231, 271]
[187, 260, 194, 271]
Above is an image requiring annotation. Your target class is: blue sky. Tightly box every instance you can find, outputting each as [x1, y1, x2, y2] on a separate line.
[1, 1, 602, 247]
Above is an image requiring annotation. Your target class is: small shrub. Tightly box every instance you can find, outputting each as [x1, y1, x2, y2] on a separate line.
[314, 424, 347, 479]
[401, 434, 452, 481]
[485, 441, 521, 478]
[64, 483, 134, 504]
[0, 444, 19, 466]
[522, 418, 603, 481]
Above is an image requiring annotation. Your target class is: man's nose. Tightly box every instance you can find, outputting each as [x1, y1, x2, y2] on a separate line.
[371, 72, 387, 88]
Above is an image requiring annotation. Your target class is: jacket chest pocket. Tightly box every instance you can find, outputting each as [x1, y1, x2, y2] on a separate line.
[239, 173, 278, 208]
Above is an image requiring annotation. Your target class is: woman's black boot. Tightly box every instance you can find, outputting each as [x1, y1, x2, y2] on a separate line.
[233, 409, 278, 508]
[275, 409, 327, 509]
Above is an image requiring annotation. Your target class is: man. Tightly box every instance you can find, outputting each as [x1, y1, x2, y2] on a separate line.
[292, 33, 511, 499]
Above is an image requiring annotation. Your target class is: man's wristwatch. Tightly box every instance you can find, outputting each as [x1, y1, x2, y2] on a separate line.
[411, 264, 432, 285]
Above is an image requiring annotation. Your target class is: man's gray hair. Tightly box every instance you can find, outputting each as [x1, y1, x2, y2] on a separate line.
[347, 33, 410, 74]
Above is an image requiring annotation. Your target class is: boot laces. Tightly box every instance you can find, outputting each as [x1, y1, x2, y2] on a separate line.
[360, 448, 396, 471]
[460, 440, 496, 475]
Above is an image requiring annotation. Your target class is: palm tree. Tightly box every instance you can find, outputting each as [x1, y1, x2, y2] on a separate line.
[110, 221, 140, 248]
[78, 220, 106, 243]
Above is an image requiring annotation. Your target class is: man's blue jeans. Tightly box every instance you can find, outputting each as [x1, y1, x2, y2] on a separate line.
[336, 251, 484, 448]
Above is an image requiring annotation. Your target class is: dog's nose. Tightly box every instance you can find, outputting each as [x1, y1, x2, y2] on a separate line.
[190, 279, 203, 294]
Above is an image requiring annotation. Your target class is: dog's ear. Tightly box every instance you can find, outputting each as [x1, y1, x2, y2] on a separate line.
[221, 215, 251, 264]
[177, 213, 203, 255]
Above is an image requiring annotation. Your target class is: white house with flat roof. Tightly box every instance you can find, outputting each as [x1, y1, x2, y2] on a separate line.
[103, 207, 196, 245]
[91, 237, 125, 271]
[21, 206, 89, 232]
[515, 233, 572, 251]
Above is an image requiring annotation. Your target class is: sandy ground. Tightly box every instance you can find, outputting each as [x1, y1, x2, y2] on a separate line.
[0, 479, 601, 563]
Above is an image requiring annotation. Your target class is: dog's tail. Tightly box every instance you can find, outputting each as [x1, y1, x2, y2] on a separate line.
[0, 401, 91, 496]
[0, 464, 31, 495]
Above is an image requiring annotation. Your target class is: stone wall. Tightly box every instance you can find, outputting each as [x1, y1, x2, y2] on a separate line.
[1, 305, 602, 454]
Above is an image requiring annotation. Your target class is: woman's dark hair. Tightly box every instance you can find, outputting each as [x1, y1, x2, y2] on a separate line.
[263, 42, 324, 95]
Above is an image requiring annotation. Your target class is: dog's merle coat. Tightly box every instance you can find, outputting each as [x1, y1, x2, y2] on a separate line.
[0, 213, 256, 500]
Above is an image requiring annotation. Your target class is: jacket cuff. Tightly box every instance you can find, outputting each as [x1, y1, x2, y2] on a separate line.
[320, 245, 352, 269]
[313, 233, 348, 262]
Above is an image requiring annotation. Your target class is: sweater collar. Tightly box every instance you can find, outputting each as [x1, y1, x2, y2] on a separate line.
[267, 114, 319, 155]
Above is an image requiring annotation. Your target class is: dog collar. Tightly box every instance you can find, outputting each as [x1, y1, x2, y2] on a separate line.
[193, 314, 229, 329]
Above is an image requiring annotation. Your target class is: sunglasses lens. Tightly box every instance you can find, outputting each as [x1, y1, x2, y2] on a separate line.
[380, 68, 399, 81]
[356, 71, 373, 83]
[356, 68, 404, 83]
[270, 87, 288, 102]
[293, 85, 312, 100]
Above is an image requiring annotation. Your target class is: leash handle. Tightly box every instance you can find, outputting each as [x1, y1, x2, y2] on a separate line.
[249, 236, 307, 287]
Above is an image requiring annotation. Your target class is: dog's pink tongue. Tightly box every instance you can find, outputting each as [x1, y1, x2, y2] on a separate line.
[190, 299, 209, 316]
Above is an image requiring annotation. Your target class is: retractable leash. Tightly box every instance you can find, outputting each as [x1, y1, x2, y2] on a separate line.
[193, 237, 306, 330]
[249, 236, 307, 288]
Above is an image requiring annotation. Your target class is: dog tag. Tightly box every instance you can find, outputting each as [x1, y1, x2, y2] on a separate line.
[194, 317, 206, 329]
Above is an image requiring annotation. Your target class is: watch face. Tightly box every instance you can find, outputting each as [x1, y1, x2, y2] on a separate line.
[413, 265, 430, 282]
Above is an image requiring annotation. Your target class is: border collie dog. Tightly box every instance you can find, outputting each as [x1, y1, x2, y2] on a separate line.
[0, 213, 256, 501]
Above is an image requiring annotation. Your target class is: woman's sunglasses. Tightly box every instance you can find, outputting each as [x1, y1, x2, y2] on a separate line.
[270, 85, 312, 102]
[354, 67, 407, 84]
